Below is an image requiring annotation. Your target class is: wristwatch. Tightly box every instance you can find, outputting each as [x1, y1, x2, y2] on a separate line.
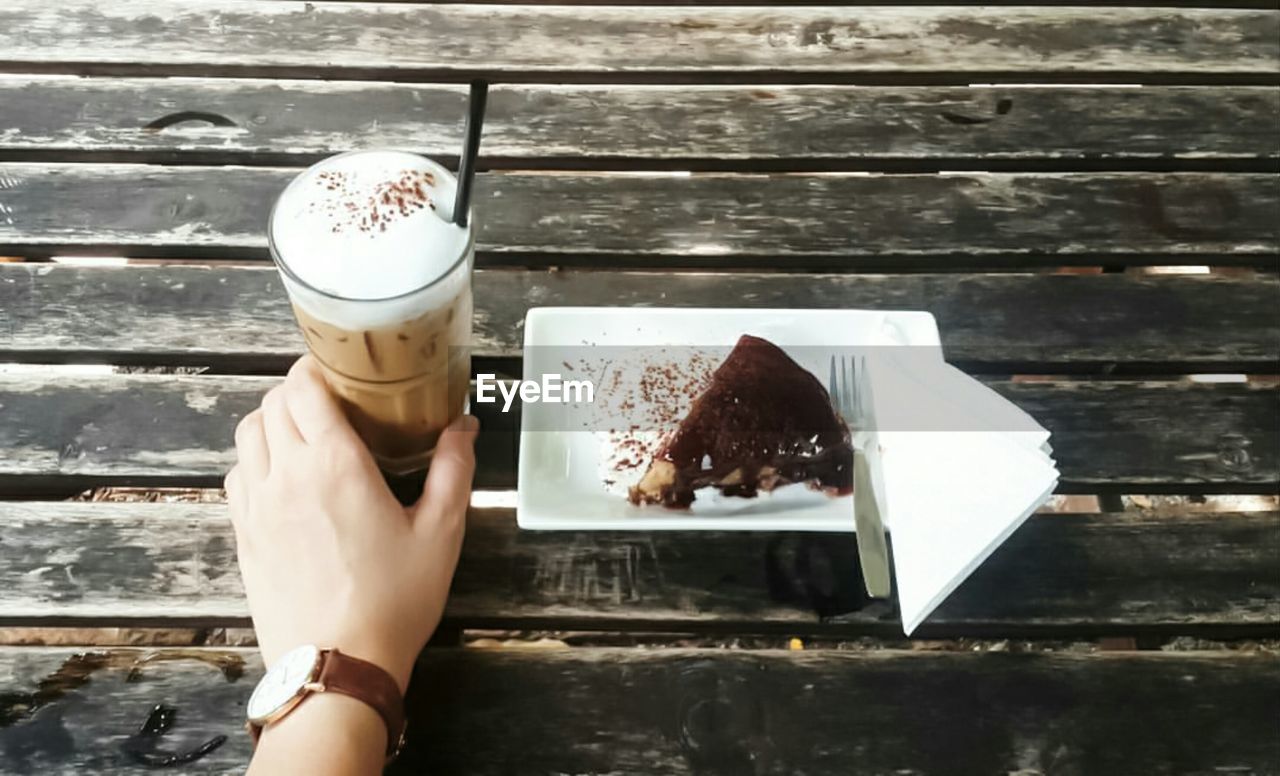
[245, 644, 407, 761]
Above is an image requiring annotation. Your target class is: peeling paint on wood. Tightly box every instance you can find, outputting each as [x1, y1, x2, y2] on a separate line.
[0, 503, 243, 621]
[0, 372, 1274, 489]
[1, 78, 1277, 163]
[1, 503, 1276, 631]
[0, 3, 1276, 77]
[1, 264, 1277, 371]
[0, 165, 1277, 259]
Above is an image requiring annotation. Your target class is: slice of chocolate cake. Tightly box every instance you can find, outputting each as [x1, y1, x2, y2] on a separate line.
[629, 334, 853, 508]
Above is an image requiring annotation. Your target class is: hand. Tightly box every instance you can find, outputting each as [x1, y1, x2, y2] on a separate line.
[225, 355, 478, 692]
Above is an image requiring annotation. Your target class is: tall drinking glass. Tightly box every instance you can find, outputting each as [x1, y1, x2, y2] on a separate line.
[269, 150, 474, 474]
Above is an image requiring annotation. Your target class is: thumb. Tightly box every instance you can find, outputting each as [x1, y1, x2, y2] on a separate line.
[413, 414, 479, 537]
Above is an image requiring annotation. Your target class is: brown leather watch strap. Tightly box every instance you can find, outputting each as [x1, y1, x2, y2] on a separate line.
[316, 649, 407, 760]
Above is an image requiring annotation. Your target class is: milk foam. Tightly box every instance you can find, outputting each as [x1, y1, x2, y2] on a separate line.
[270, 151, 473, 330]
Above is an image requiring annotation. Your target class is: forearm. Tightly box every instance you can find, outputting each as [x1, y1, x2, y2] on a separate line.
[248, 692, 388, 776]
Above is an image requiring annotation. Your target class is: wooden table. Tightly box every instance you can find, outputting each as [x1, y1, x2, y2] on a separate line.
[1, 2, 1278, 773]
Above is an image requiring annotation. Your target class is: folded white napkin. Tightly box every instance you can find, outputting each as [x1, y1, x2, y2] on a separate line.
[862, 350, 1059, 635]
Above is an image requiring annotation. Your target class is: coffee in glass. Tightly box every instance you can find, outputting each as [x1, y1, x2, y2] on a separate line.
[269, 150, 474, 474]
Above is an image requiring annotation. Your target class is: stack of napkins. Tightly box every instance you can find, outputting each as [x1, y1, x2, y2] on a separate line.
[859, 348, 1059, 635]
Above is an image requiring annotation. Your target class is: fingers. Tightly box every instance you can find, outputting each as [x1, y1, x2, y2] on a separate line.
[262, 385, 304, 455]
[233, 409, 269, 480]
[283, 355, 355, 445]
[414, 414, 479, 537]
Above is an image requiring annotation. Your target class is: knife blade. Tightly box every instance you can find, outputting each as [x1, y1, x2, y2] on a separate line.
[854, 448, 891, 598]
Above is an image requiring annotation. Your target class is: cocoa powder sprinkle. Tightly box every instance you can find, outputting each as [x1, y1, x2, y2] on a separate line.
[593, 349, 717, 483]
[307, 168, 438, 237]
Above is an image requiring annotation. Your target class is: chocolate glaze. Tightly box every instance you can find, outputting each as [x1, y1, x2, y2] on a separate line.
[631, 334, 853, 508]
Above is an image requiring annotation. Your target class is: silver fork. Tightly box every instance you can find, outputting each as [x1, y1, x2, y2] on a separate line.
[829, 354, 892, 598]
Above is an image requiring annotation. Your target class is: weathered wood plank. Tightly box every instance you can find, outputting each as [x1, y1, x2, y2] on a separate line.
[0, 373, 1274, 492]
[0, 502, 1276, 636]
[0, 647, 252, 774]
[3, 4, 1277, 80]
[2, 264, 1277, 372]
[2, 77, 1277, 166]
[405, 649, 1280, 776]
[291, 0, 1280, 6]
[2, 165, 1277, 261]
[0, 372, 518, 492]
[1, 647, 1277, 775]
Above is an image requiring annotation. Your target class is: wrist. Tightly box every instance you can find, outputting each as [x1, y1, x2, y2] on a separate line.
[253, 692, 387, 774]
[276, 689, 387, 743]
[330, 643, 414, 695]
[263, 640, 414, 694]
[248, 643, 409, 764]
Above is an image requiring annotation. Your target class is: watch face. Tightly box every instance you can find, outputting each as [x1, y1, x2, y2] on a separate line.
[247, 644, 321, 722]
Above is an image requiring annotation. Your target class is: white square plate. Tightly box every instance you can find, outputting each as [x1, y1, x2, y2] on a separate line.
[516, 307, 942, 531]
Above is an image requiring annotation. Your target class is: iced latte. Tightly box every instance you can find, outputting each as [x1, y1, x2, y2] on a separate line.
[269, 151, 474, 474]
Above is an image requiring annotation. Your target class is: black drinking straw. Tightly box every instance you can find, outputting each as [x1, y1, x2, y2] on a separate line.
[452, 80, 488, 228]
